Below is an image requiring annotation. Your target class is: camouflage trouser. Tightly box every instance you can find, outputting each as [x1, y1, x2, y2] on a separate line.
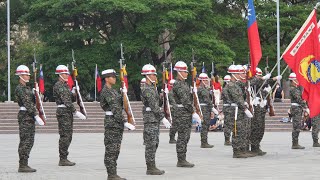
[18, 111, 35, 165]
[291, 106, 303, 142]
[169, 110, 177, 139]
[223, 106, 232, 140]
[231, 108, 247, 151]
[250, 105, 266, 148]
[144, 123, 160, 163]
[175, 110, 192, 161]
[104, 124, 123, 175]
[200, 108, 210, 144]
[56, 108, 73, 159]
[312, 115, 320, 141]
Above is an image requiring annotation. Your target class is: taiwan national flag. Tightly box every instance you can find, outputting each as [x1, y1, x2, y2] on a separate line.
[96, 65, 102, 93]
[247, 0, 262, 76]
[39, 64, 45, 94]
[282, 9, 320, 118]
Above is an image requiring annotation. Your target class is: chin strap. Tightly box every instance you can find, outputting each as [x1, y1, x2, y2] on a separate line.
[59, 74, 68, 82]
[146, 75, 156, 84]
[231, 74, 239, 81]
[178, 72, 187, 80]
[19, 76, 29, 83]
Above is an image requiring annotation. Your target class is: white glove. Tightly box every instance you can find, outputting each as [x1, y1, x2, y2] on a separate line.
[71, 87, 76, 94]
[162, 117, 171, 128]
[34, 115, 45, 126]
[263, 86, 272, 93]
[276, 75, 282, 81]
[74, 111, 86, 120]
[244, 102, 249, 108]
[253, 97, 260, 106]
[124, 122, 135, 130]
[244, 109, 253, 118]
[193, 86, 197, 93]
[164, 87, 169, 94]
[260, 99, 267, 108]
[192, 113, 202, 126]
[262, 73, 271, 80]
[76, 85, 80, 91]
[122, 86, 128, 93]
[212, 107, 219, 115]
[305, 108, 310, 115]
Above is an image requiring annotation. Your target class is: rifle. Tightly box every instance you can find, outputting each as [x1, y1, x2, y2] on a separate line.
[210, 62, 218, 109]
[71, 49, 87, 117]
[162, 52, 172, 123]
[119, 43, 135, 125]
[33, 52, 46, 125]
[264, 56, 275, 116]
[191, 49, 203, 119]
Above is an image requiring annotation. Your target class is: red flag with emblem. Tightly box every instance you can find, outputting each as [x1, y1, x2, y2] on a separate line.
[282, 9, 320, 118]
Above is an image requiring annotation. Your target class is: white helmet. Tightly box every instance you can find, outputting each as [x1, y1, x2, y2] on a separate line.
[141, 64, 157, 75]
[169, 79, 176, 85]
[101, 69, 117, 78]
[198, 73, 209, 81]
[289, 73, 296, 80]
[140, 78, 146, 84]
[55, 65, 69, 74]
[256, 68, 262, 76]
[228, 64, 244, 74]
[174, 61, 188, 72]
[223, 75, 231, 82]
[15, 65, 30, 75]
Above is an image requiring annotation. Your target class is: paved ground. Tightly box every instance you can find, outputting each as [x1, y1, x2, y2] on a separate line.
[1, 131, 320, 180]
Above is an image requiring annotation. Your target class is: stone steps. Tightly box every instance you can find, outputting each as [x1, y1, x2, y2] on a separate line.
[0, 100, 294, 134]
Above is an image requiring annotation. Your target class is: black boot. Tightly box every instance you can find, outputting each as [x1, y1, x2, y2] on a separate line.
[107, 174, 127, 180]
[251, 145, 266, 156]
[59, 158, 76, 166]
[146, 162, 165, 175]
[292, 140, 305, 149]
[169, 137, 177, 144]
[224, 137, 231, 146]
[177, 154, 194, 168]
[18, 159, 36, 173]
[313, 139, 320, 147]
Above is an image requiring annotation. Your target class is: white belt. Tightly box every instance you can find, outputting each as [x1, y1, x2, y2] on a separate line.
[20, 107, 27, 111]
[200, 103, 207, 106]
[57, 104, 66, 108]
[231, 103, 238, 107]
[145, 107, 151, 111]
[223, 104, 230, 106]
[176, 104, 184, 107]
[105, 111, 113, 115]
[291, 103, 300, 106]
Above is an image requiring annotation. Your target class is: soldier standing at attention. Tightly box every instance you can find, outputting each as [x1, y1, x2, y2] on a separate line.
[312, 114, 320, 147]
[222, 75, 232, 146]
[53, 65, 86, 166]
[197, 73, 218, 148]
[100, 69, 134, 180]
[289, 73, 308, 149]
[225, 65, 253, 158]
[15, 65, 43, 172]
[172, 61, 202, 167]
[140, 64, 171, 175]
[169, 79, 178, 144]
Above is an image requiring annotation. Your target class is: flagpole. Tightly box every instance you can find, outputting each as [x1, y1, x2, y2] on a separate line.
[6, 0, 12, 103]
[276, 0, 281, 85]
[95, 64, 97, 102]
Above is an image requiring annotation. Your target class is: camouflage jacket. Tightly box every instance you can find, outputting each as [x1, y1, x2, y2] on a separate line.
[225, 81, 246, 111]
[172, 79, 194, 113]
[100, 85, 125, 124]
[15, 82, 37, 117]
[141, 83, 164, 121]
[198, 86, 213, 111]
[289, 85, 307, 108]
[53, 80, 76, 113]
[236, 80, 247, 100]
[250, 76, 274, 98]
[221, 86, 232, 105]
[168, 90, 176, 106]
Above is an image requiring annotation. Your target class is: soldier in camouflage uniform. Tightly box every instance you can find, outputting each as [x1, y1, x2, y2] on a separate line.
[222, 75, 232, 146]
[288, 73, 308, 149]
[197, 73, 218, 148]
[15, 65, 42, 173]
[168, 79, 178, 144]
[53, 65, 86, 166]
[140, 64, 171, 175]
[250, 67, 281, 155]
[312, 114, 320, 147]
[172, 61, 201, 167]
[225, 65, 253, 158]
[100, 69, 133, 180]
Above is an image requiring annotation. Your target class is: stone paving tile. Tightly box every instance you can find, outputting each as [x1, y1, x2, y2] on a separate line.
[1, 131, 320, 180]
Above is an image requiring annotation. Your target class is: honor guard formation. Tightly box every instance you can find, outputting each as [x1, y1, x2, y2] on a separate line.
[13, 55, 320, 180]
